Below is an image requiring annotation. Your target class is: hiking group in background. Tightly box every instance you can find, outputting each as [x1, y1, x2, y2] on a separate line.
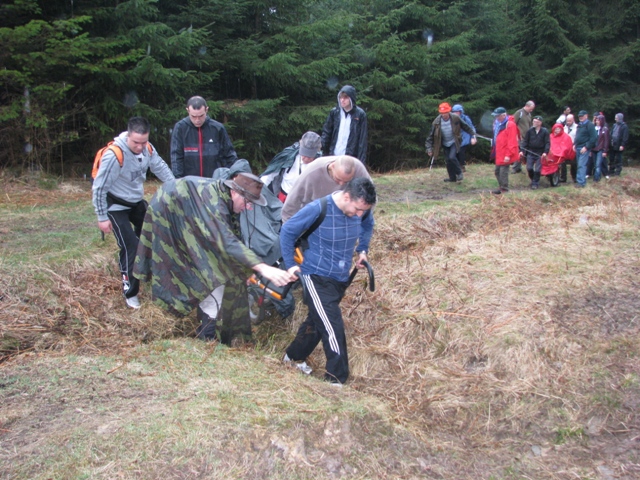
[92, 87, 631, 384]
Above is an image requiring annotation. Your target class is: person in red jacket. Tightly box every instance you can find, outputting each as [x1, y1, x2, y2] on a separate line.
[491, 107, 519, 195]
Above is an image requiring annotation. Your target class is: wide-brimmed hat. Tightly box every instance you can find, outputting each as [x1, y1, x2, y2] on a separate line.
[223, 172, 267, 206]
[438, 102, 452, 113]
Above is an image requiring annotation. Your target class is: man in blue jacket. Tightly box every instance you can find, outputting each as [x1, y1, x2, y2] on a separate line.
[574, 110, 597, 188]
[451, 104, 476, 172]
[321, 85, 368, 165]
[280, 177, 376, 385]
[170, 96, 238, 178]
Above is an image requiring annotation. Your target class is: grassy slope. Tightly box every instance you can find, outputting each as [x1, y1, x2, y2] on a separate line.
[1, 166, 640, 479]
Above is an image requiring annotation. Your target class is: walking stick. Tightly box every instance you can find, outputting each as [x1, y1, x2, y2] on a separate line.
[429, 155, 435, 171]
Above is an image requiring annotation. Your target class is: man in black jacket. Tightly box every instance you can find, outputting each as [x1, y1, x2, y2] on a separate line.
[610, 113, 630, 176]
[321, 85, 368, 165]
[519, 116, 550, 190]
[170, 96, 238, 178]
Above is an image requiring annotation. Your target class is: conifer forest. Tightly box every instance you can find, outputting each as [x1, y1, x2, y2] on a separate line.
[1, 0, 639, 174]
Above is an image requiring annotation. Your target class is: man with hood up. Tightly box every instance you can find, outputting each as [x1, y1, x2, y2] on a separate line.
[321, 85, 369, 165]
[92, 116, 175, 310]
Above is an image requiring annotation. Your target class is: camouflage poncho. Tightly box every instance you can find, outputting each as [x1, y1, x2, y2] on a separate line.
[134, 177, 262, 338]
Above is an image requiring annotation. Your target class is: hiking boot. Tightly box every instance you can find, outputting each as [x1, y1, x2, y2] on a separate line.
[574, 184, 585, 189]
[443, 178, 454, 182]
[125, 295, 141, 309]
[283, 354, 312, 375]
[530, 184, 538, 190]
[456, 174, 464, 182]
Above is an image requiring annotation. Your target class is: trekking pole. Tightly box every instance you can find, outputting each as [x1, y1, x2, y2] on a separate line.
[429, 155, 435, 171]
[475, 134, 493, 143]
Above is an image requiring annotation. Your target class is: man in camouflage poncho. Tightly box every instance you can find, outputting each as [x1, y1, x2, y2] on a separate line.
[134, 173, 295, 345]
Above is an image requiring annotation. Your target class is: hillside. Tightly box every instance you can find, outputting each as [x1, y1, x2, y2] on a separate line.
[1, 165, 640, 479]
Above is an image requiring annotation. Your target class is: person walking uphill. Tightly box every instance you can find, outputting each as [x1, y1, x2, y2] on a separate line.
[425, 102, 477, 183]
[280, 177, 376, 385]
[92, 116, 175, 310]
[574, 110, 597, 188]
[520, 116, 550, 190]
[491, 107, 520, 195]
[134, 173, 296, 345]
[321, 85, 369, 164]
[170, 96, 238, 178]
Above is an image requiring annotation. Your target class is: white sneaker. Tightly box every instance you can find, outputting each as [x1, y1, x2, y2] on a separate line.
[125, 295, 141, 309]
[282, 354, 312, 375]
[605, 176, 610, 179]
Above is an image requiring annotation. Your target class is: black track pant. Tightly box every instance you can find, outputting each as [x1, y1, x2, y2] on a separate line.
[286, 274, 349, 384]
[107, 201, 147, 299]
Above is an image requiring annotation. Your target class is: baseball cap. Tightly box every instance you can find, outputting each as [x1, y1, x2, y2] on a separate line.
[438, 102, 452, 114]
[578, 110, 588, 117]
[491, 107, 507, 116]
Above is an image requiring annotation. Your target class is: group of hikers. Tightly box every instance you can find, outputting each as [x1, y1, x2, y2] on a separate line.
[92, 90, 631, 385]
[425, 101, 630, 194]
[92, 90, 373, 386]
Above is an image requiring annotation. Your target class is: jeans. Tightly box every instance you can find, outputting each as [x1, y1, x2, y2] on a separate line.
[576, 148, 590, 186]
[593, 151, 609, 181]
[443, 144, 462, 181]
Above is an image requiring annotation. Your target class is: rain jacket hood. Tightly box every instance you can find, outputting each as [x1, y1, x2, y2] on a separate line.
[337, 85, 357, 112]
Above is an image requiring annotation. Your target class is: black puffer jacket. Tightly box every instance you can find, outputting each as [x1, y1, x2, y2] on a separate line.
[321, 85, 368, 164]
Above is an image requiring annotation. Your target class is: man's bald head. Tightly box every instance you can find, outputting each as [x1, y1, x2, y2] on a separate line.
[329, 155, 358, 186]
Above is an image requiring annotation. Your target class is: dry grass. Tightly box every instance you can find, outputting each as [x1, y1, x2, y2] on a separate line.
[2, 169, 640, 478]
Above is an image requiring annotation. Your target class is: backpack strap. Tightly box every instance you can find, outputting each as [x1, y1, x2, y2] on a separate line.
[299, 196, 327, 242]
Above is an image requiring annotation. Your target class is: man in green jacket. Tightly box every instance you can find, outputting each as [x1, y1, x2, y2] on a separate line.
[134, 173, 296, 345]
[425, 102, 477, 183]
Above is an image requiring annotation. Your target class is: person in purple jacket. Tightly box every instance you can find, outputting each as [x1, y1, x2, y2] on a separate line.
[280, 177, 376, 385]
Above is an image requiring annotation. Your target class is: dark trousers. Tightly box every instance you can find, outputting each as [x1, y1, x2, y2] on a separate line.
[286, 274, 349, 384]
[610, 150, 624, 175]
[494, 165, 509, 190]
[526, 153, 542, 186]
[457, 145, 468, 168]
[560, 159, 577, 182]
[107, 201, 147, 299]
[443, 144, 462, 181]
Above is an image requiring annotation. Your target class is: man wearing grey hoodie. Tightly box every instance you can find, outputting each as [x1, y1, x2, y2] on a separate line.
[321, 85, 369, 165]
[92, 117, 175, 309]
